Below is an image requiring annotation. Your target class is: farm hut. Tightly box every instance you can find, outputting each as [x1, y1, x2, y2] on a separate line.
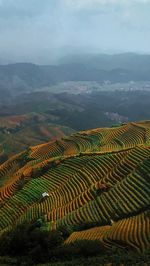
[42, 192, 49, 198]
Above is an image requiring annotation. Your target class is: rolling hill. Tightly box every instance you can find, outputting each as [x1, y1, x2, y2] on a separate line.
[0, 113, 75, 164]
[0, 121, 150, 253]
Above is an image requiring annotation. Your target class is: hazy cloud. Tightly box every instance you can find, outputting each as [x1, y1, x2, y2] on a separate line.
[63, 0, 150, 9]
[0, 0, 150, 64]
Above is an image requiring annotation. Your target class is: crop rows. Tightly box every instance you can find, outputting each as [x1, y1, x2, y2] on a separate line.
[65, 225, 111, 244]
[56, 152, 150, 229]
[1, 145, 150, 228]
[65, 211, 150, 252]
[0, 121, 150, 251]
[27, 122, 149, 162]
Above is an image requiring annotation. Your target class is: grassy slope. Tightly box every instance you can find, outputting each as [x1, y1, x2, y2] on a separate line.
[0, 121, 150, 253]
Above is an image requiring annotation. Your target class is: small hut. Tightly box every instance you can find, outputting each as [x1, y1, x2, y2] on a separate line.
[42, 192, 49, 198]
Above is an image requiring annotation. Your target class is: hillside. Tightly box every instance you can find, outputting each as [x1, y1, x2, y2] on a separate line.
[0, 113, 75, 164]
[0, 121, 150, 253]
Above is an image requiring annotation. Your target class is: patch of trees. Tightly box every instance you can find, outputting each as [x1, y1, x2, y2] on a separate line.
[0, 222, 63, 264]
[0, 222, 150, 265]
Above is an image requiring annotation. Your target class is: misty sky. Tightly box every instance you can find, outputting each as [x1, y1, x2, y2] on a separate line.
[0, 0, 150, 63]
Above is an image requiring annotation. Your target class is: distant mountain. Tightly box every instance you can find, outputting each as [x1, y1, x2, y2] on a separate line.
[0, 121, 150, 253]
[0, 53, 150, 101]
[60, 52, 150, 71]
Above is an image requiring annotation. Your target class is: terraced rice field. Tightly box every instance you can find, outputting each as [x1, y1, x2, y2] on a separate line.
[0, 121, 150, 252]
